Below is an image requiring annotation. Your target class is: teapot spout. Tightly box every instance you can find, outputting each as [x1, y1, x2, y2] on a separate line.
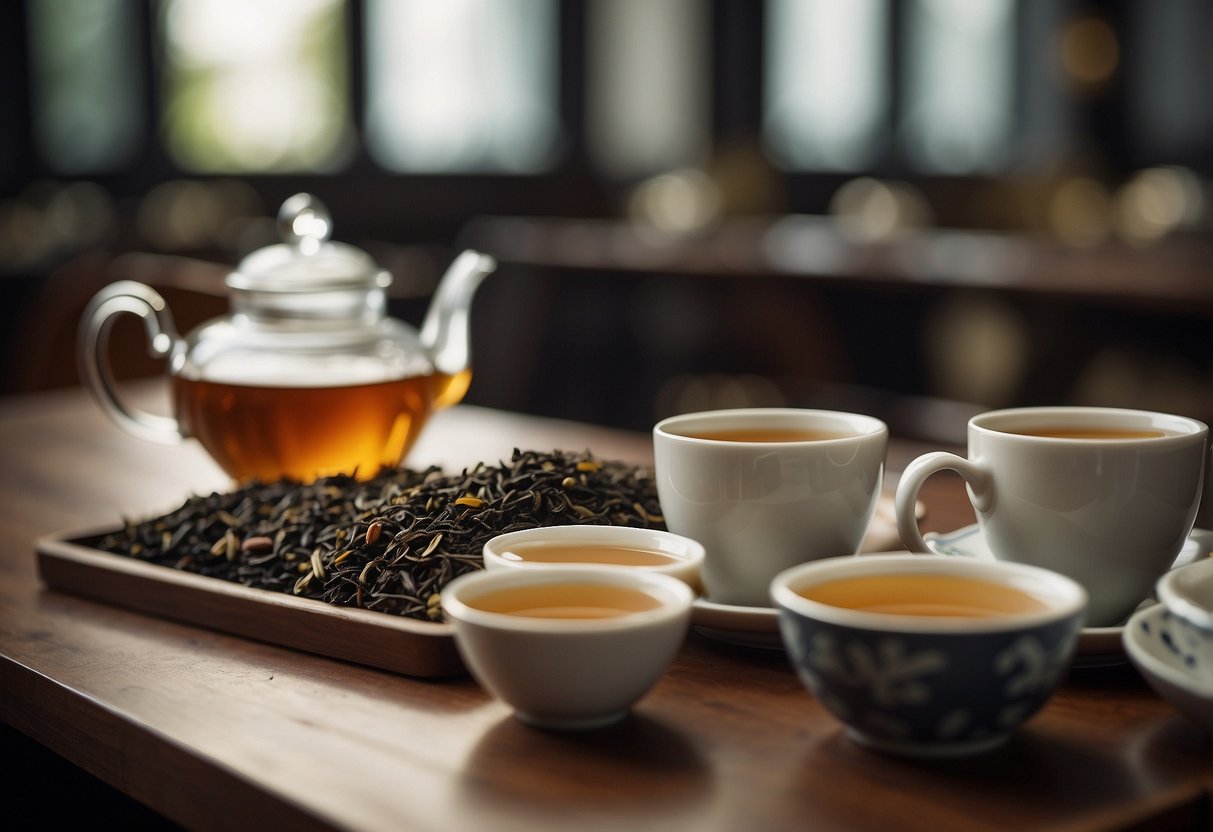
[419, 250, 497, 380]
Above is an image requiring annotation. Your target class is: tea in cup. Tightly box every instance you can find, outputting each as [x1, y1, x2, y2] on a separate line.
[653, 408, 888, 607]
[482, 524, 705, 592]
[895, 406, 1209, 627]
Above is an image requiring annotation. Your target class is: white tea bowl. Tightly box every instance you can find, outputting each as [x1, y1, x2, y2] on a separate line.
[482, 524, 705, 593]
[441, 566, 693, 730]
[1122, 602, 1213, 733]
[1155, 556, 1213, 632]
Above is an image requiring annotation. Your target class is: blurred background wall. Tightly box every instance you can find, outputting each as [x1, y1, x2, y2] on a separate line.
[2, 0, 1212, 445]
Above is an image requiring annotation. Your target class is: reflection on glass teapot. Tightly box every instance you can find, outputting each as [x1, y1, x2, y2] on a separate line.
[79, 193, 496, 484]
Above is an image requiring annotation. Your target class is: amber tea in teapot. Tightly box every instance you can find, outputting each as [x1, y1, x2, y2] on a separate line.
[81, 194, 494, 484]
[172, 369, 471, 484]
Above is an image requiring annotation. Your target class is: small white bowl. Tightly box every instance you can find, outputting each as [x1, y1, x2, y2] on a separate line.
[1155, 556, 1213, 632]
[482, 524, 704, 592]
[1123, 602, 1213, 734]
[441, 566, 694, 730]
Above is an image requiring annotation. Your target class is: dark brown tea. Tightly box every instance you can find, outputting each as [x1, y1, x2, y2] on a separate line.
[1004, 426, 1170, 440]
[675, 427, 850, 443]
[467, 582, 664, 619]
[172, 369, 469, 483]
[499, 544, 679, 567]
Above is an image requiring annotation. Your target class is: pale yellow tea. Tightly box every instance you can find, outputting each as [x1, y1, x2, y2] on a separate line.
[500, 544, 679, 567]
[676, 427, 850, 443]
[1006, 426, 1169, 440]
[798, 574, 1048, 617]
[467, 582, 664, 619]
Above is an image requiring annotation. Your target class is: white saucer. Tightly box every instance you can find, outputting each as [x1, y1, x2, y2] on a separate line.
[924, 525, 1213, 668]
[691, 598, 782, 649]
[688, 493, 919, 650]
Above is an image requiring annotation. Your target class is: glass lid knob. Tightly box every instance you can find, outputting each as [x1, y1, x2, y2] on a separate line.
[278, 193, 333, 255]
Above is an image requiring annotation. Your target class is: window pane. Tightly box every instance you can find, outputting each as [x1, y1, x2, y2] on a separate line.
[1126, 0, 1212, 164]
[1015, 0, 1066, 170]
[365, 0, 559, 174]
[586, 0, 710, 179]
[902, 0, 1015, 173]
[160, 0, 350, 173]
[764, 0, 889, 171]
[27, 0, 143, 174]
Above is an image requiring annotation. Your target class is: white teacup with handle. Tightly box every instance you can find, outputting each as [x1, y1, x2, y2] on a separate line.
[894, 406, 1208, 628]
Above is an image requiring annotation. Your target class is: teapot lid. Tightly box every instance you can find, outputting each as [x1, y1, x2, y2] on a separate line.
[227, 193, 390, 293]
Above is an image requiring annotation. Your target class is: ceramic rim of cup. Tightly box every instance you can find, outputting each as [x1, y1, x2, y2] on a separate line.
[1122, 603, 1213, 696]
[482, 524, 705, 573]
[970, 406, 1207, 443]
[1155, 557, 1213, 630]
[441, 566, 695, 633]
[659, 407, 887, 446]
[654, 407, 887, 444]
[770, 553, 1088, 634]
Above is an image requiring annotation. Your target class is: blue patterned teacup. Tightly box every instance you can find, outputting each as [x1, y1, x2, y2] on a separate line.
[771, 553, 1087, 758]
[1155, 556, 1213, 633]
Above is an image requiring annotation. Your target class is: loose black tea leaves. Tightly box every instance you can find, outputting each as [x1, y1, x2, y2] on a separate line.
[96, 449, 666, 621]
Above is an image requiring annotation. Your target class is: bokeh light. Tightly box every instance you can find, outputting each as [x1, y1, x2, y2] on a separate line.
[160, 0, 350, 173]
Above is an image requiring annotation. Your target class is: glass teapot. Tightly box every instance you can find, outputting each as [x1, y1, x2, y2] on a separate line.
[79, 193, 496, 484]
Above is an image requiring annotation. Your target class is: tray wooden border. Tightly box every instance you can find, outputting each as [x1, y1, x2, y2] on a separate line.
[35, 527, 465, 679]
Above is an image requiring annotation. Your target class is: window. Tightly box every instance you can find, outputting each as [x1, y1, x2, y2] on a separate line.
[763, 0, 888, 172]
[586, 0, 710, 179]
[27, 0, 144, 173]
[1125, 0, 1212, 166]
[765, 0, 1018, 175]
[365, 0, 560, 174]
[159, 0, 351, 173]
[7, 1, 1213, 223]
[902, 0, 1015, 173]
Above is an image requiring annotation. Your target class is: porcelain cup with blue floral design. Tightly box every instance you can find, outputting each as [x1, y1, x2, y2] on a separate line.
[771, 553, 1087, 758]
[895, 406, 1208, 628]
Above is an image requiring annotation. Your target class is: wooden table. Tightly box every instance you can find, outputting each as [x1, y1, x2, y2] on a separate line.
[1, 384, 1209, 831]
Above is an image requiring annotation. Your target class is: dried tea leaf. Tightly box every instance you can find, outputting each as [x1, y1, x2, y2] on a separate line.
[96, 449, 665, 622]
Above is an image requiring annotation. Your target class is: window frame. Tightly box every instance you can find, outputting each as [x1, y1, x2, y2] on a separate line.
[2, 0, 1208, 249]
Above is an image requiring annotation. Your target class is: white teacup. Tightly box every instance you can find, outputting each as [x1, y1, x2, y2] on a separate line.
[653, 408, 888, 607]
[895, 406, 1209, 627]
[482, 524, 705, 593]
[441, 566, 694, 730]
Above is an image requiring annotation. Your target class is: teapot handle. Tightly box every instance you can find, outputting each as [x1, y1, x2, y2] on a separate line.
[78, 280, 185, 446]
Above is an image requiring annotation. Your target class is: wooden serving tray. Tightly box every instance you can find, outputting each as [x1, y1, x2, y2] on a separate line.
[35, 527, 465, 679]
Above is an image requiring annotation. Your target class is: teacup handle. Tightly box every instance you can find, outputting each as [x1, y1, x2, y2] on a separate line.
[894, 452, 993, 553]
[79, 280, 185, 446]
